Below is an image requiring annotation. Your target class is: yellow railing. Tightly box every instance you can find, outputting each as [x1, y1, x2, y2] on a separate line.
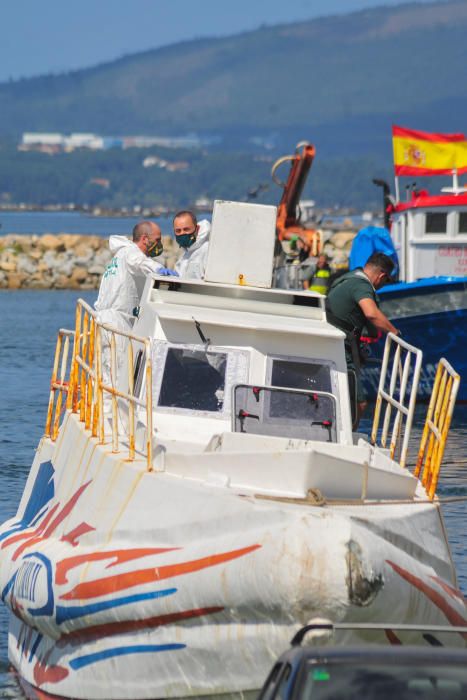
[371, 333, 423, 469]
[414, 358, 460, 500]
[45, 328, 75, 441]
[45, 299, 153, 470]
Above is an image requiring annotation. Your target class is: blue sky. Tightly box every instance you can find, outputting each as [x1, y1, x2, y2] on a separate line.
[1, 0, 440, 83]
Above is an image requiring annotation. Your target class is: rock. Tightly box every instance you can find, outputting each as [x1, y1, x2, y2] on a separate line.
[73, 243, 94, 260]
[16, 255, 37, 275]
[0, 261, 17, 272]
[42, 250, 57, 268]
[54, 274, 71, 289]
[7, 272, 27, 289]
[39, 234, 65, 252]
[58, 234, 80, 249]
[59, 261, 75, 277]
[87, 236, 104, 251]
[29, 250, 43, 260]
[70, 267, 88, 284]
[88, 265, 105, 276]
[29, 274, 52, 289]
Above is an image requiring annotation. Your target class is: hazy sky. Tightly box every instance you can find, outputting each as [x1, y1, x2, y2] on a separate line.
[1, 0, 440, 83]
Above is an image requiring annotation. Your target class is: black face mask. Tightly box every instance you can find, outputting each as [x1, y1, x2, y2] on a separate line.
[147, 240, 163, 258]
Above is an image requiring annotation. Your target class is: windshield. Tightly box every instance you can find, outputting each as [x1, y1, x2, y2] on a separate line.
[298, 661, 467, 699]
[158, 348, 227, 412]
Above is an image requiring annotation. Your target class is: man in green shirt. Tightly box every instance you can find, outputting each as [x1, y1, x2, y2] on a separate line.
[326, 252, 399, 427]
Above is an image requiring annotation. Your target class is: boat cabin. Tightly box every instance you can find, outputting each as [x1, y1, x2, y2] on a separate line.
[390, 190, 467, 282]
[132, 201, 354, 449]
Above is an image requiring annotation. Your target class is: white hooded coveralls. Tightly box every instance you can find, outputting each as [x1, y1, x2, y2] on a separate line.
[95, 235, 164, 389]
[95, 235, 164, 330]
[175, 219, 211, 280]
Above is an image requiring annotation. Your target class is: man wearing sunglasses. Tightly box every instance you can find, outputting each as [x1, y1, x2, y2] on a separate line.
[326, 252, 399, 428]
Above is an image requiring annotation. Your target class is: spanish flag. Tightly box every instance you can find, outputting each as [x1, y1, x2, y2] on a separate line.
[392, 125, 467, 176]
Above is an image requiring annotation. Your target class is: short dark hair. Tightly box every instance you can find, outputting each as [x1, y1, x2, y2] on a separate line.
[173, 210, 197, 227]
[132, 221, 153, 242]
[365, 252, 394, 276]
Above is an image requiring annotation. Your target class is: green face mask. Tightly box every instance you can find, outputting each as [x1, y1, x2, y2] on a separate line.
[147, 240, 163, 258]
[176, 232, 196, 249]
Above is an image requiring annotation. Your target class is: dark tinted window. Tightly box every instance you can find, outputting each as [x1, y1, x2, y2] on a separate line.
[425, 212, 447, 234]
[234, 385, 337, 442]
[299, 661, 467, 699]
[271, 360, 332, 393]
[459, 212, 467, 234]
[158, 348, 227, 412]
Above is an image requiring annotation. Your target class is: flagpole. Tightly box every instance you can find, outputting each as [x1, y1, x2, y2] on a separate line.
[452, 168, 458, 193]
[395, 176, 400, 203]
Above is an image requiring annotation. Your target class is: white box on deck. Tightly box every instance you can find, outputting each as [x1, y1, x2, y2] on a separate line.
[204, 200, 277, 288]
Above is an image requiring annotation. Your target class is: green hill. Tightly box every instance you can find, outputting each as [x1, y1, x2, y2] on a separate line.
[1, 0, 467, 156]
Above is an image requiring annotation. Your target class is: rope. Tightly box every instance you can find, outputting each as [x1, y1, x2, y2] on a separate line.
[254, 492, 467, 507]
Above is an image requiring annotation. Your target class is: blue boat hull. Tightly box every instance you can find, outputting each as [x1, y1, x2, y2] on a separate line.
[360, 278, 467, 402]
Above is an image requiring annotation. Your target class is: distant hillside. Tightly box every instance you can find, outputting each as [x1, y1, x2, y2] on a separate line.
[1, 0, 467, 157]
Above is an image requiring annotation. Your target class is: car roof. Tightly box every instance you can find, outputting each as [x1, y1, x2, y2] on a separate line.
[278, 645, 467, 667]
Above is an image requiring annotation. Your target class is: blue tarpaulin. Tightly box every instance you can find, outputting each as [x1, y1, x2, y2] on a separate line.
[349, 226, 399, 278]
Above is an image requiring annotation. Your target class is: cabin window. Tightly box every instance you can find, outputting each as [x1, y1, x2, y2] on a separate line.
[233, 385, 337, 442]
[425, 212, 447, 234]
[153, 341, 249, 416]
[459, 212, 467, 234]
[158, 348, 227, 411]
[269, 358, 332, 393]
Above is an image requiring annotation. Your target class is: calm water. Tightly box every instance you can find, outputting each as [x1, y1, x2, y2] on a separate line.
[0, 211, 177, 237]
[0, 290, 465, 697]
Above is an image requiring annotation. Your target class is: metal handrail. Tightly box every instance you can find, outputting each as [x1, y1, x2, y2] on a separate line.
[47, 299, 153, 470]
[45, 328, 75, 440]
[414, 358, 460, 499]
[371, 333, 423, 469]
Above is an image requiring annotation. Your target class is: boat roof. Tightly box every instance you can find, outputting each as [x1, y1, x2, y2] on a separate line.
[151, 276, 344, 339]
[393, 192, 467, 212]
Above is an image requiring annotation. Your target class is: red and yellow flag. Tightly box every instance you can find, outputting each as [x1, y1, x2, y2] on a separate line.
[392, 125, 467, 176]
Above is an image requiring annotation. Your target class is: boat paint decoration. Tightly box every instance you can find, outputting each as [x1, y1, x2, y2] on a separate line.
[0, 459, 261, 690]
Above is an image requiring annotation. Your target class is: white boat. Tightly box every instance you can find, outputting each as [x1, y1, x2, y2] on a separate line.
[0, 201, 464, 700]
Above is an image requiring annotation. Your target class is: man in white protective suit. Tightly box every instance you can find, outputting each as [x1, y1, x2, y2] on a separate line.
[95, 220, 177, 394]
[173, 210, 211, 279]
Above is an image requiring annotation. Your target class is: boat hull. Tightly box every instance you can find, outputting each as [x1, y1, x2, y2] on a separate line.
[0, 413, 465, 699]
[361, 278, 467, 401]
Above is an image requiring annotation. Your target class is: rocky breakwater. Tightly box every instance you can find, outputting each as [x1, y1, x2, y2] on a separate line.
[0, 234, 179, 290]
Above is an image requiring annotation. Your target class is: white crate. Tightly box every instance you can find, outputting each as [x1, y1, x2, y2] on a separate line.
[204, 200, 277, 288]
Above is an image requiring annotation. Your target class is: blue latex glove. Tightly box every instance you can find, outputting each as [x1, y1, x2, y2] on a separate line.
[158, 267, 179, 277]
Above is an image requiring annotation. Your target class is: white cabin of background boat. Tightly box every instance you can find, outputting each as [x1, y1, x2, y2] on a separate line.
[391, 171, 467, 282]
[128, 200, 354, 455]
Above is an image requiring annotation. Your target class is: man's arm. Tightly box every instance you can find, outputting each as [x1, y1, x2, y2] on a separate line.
[358, 298, 399, 335]
[126, 250, 176, 276]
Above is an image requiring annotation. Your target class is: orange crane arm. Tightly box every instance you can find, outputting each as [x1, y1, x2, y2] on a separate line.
[272, 141, 321, 256]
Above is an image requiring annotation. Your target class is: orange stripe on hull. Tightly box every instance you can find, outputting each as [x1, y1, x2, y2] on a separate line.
[61, 544, 261, 600]
[56, 547, 179, 585]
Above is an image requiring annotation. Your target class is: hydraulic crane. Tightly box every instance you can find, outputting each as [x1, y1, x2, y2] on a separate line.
[272, 141, 321, 256]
